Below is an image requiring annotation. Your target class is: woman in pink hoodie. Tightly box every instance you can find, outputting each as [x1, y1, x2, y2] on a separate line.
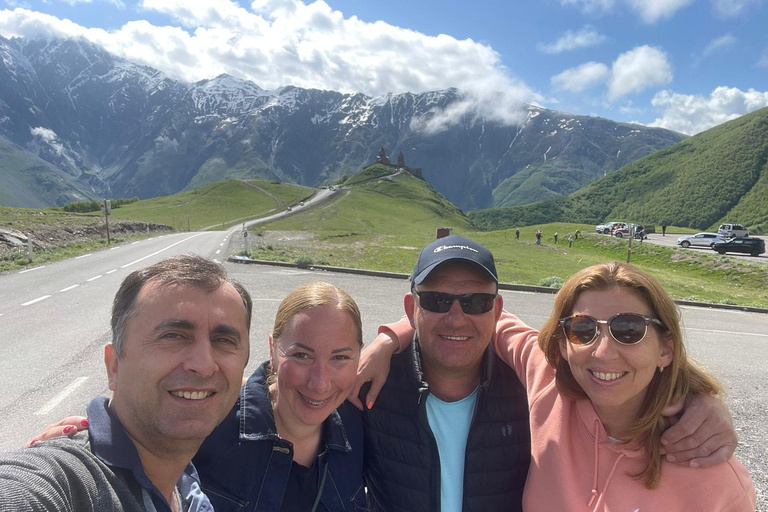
[367, 261, 755, 511]
[508, 261, 755, 511]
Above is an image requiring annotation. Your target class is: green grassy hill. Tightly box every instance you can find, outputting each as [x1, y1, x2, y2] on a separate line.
[108, 179, 312, 230]
[258, 165, 473, 237]
[0, 139, 94, 207]
[247, 164, 475, 270]
[470, 106, 768, 233]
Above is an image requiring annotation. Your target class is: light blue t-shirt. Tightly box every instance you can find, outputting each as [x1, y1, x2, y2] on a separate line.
[426, 387, 479, 512]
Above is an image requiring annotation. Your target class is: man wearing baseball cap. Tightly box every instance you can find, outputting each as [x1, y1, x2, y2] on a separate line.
[353, 235, 738, 512]
[358, 235, 530, 512]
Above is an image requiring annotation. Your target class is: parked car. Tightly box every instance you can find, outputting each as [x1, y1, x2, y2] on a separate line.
[676, 232, 725, 249]
[712, 237, 765, 256]
[717, 223, 749, 238]
[595, 221, 623, 234]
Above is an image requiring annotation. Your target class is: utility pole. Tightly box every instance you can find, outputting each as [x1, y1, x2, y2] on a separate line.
[626, 223, 633, 263]
[243, 223, 249, 255]
[100, 199, 111, 245]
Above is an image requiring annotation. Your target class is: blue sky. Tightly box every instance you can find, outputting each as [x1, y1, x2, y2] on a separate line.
[1, 0, 767, 134]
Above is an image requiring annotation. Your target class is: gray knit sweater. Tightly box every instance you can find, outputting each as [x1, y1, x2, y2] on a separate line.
[0, 433, 150, 512]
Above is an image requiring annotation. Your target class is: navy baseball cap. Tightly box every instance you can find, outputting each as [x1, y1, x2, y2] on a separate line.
[411, 235, 498, 286]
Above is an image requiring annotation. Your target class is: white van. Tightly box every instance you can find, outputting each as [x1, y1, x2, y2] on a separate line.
[717, 223, 749, 238]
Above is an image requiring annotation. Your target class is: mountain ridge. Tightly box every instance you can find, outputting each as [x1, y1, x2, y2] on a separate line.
[0, 35, 686, 209]
[468, 106, 768, 234]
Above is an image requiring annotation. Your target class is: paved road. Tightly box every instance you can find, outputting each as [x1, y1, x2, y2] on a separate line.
[0, 254, 765, 509]
[599, 231, 768, 263]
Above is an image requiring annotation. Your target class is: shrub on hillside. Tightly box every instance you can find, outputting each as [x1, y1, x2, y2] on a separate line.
[295, 255, 313, 268]
[538, 276, 564, 289]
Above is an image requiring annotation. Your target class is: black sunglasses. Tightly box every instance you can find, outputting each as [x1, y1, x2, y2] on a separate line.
[413, 291, 497, 315]
[558, 313, 664, 346]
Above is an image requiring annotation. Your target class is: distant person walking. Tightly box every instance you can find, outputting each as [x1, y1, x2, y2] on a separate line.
[575, 229, 580, 240]
[567, 234, 573, 247]
[515, 228, 520, 241]
[535, 229, 542, 246]
[553, 232, 558, 244]
[662, 224, 667, 236]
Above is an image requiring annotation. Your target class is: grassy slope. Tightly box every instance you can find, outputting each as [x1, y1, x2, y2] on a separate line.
[107, 179, 312, 230]
[0, 139, 93, 207]
[470, 106, 768, 233]
[248, 167, 476, 270]
[247, 166, 768, 307]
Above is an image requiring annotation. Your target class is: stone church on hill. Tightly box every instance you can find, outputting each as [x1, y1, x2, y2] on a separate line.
[373, 148, 423, 179]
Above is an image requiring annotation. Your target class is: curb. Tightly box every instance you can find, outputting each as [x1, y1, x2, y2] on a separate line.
[227, 256, 768, 314]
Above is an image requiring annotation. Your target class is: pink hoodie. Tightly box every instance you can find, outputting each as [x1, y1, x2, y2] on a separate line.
[382, 311, 756, 512]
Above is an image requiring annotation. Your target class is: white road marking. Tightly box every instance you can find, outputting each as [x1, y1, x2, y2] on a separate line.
[59, 284, 79, 292]
[131, 241, 140, 245]
[219, 243, 224, 247]
[35, 377, 89, 416]
[216, 249, 221, 254]
[686, 327, 768, 338]
[110, 246, 120, 250]
[19, 266, 45, 274]
[106, 269, 118, 274]
[121, 233, 206, 269]
[22, 295, 52, 306]
[86, 275, 103, 282]
[75, 254, 92, 259]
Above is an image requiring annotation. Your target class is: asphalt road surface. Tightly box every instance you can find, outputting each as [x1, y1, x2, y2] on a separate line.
[601, 231, 768, 264]
[0, 238, 765, 509]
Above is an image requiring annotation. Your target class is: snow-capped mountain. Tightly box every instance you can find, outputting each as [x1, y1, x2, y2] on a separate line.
[0, 35, 686, 209]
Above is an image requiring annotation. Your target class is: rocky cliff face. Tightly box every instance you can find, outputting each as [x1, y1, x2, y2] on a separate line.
[0, 35, 687, 209]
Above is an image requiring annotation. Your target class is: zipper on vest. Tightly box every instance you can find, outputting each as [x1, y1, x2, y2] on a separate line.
[273, 446, 290, 454]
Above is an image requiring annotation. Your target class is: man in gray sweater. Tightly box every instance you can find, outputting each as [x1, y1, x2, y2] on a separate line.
[0, 255, 252, 512]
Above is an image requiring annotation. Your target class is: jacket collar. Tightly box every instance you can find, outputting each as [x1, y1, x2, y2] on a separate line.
[86, 396, 208, 512]
[239, 361, 352, 452]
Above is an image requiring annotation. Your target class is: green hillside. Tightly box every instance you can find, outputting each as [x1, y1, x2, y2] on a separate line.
[109, 179, 311, 230]
[247, 165, 475, 270]
[0, 139, 94, 207]
[470, 106, 768, 233]
[258, 165, 473, 237]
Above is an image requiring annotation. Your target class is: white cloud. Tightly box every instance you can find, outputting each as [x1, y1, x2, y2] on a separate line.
[626, 0, 694, 23]
[551, 62, 610, 92]
[702, 34, 736, 57]
[0, 1, 542, 132]
[758, 48, 768, 67]
[560, 0, 615, 14]
[30, 126, 58, 141]
[650, 86, 768, 134]
[538, 26, 607, 54]
[562, 0, 694, 21]
[608, 45, 672, 100]
[711, 0, 760, 18]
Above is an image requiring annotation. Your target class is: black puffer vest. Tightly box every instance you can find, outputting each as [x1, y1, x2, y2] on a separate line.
[361, 336, 530, 512]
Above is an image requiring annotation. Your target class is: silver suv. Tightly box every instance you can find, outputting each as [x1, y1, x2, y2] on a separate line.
[676, 232, 724, 248]
[717, 223, 749, 238]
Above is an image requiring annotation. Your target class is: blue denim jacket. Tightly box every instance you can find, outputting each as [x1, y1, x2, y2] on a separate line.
[193, 361, 368, 512]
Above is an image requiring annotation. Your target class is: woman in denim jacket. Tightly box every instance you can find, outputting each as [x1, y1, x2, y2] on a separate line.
[193, 281, 368, 512]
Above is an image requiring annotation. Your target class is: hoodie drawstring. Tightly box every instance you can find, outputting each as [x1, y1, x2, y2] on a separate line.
[587, 420, 600, 507]
[587, 419, 626, 511]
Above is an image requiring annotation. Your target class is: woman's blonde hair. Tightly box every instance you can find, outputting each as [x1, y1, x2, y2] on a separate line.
[272, 281, 363, 346]
[538, 261, 722, 488]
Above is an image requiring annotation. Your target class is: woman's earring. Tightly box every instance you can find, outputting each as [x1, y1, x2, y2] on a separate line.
[658, 365, 665, 373]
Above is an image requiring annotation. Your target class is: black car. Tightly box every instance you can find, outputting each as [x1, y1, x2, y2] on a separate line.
[712, 237, 765, 256]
